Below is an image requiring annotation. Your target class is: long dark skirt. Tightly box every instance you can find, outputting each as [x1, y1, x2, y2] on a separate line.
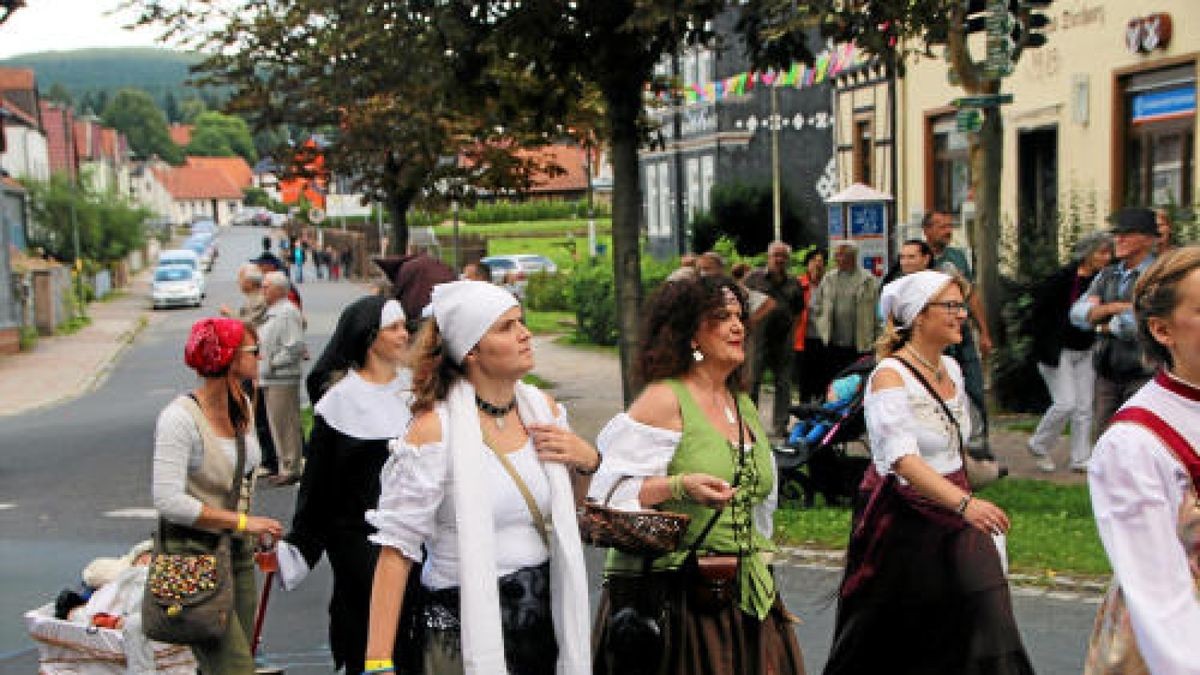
[593, 569, 805, 675]
[823, 469, 1034, 675]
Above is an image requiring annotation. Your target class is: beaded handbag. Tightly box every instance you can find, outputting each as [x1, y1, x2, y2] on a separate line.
[142, 429, 245, 645]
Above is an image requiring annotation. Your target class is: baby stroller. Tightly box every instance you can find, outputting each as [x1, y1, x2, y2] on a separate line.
[773, 355, 875, 507]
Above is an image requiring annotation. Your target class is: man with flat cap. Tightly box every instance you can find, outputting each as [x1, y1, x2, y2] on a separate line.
[1069, 207, 1159, 432]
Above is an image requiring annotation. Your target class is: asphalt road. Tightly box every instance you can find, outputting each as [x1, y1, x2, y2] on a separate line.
[0, 226, 1099, 673]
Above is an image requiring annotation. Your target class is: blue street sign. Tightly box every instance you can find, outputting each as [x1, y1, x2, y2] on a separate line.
[1132, 86, 1196, 124]
[828, 205, 844, 239]
[849, 203, 886, 238]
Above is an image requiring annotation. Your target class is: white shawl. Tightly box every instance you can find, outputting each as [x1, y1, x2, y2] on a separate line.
[447, 379, 591, 675]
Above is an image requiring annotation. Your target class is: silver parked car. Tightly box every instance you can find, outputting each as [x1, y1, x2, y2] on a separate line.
[479, 254, 558, 299]
[152, 265, 204, 309]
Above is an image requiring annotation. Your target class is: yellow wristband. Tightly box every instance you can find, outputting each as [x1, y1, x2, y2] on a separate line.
[236, 513, 248, 533]
[364, 659, 394, 671]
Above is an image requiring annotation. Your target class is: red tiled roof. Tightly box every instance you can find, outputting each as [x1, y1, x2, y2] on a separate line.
[186, 155, 253, 189]
[39, 101, 77, 179]
[0, 68, 35, 91]
[520, 144, 589, 193]
[154, 165, 244, 200]
[0, 96, 37, 128]
[169, 123, 193, 147]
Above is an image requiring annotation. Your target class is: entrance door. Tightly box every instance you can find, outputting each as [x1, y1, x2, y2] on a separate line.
[1018, 127, 1058, 277]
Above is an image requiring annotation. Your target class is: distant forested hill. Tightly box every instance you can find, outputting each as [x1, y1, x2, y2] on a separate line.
[0, 48, 223, 116]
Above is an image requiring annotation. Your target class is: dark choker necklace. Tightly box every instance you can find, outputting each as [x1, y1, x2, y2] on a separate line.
[476, 394, 517, 428]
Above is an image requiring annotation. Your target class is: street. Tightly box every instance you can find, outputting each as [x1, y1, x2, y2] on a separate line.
[0, 227, 1098, 673]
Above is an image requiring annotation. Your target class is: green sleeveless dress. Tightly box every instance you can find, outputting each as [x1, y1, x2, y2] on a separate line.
[603, 379, 778, 619]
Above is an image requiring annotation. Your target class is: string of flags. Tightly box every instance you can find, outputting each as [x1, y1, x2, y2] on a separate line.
[651, 42, 870, 104]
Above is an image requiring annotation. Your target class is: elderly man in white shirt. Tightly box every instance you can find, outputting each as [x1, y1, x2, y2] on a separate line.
[259, 270, 307, 485]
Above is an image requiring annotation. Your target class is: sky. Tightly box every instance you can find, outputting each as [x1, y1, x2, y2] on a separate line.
[0, 0, 171, 60]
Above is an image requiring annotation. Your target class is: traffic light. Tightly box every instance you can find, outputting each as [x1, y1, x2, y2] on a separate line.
[1021, 0, 1052, 49]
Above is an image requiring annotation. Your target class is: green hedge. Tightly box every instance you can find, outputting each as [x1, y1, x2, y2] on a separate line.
[569, 258, 675, 345]
[524, 271, 573, 311]
[461, 199, 611, 224]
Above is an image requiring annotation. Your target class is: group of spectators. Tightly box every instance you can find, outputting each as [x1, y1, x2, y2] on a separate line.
[146, 209, 1198, 674]
[276, 234, 355, 283]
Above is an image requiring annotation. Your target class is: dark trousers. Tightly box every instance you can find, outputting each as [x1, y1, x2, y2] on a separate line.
[751, 329, 795, 437]
[255, 389, 278, 473]
[793, 338, 829, 403]
[1094, 373, 1152, 433]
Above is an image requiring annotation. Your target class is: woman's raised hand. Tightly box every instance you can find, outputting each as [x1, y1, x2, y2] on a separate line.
[528, 423, 601, 473]
[245, 515, 284, 542]
[683, 473, 736, 508]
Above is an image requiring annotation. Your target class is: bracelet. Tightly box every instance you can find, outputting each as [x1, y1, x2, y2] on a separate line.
[577, 452, 602, 476]
[363, 668, 395, 674]
[955, 494, 973, 516]
[364, 659, 394, 673]
[236, 513, 248, 533]
[668, 474, 689, 502]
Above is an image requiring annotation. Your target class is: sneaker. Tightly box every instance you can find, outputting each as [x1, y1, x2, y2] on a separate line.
[1036, 457, 1056, 473]
[1069, 462, 1089, 474]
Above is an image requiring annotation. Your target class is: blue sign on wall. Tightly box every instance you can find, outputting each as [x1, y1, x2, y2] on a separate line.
[849, 203, 885, 238]
[827, 205, 844, 239]
[1132, 86, 1196, 124]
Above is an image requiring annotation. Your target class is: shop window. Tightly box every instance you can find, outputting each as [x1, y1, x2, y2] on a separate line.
[928, 115, 971, 215]
[1120, 64, 1195, 209]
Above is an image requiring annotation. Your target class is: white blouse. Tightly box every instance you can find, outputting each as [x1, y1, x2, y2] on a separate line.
[863, 356, 968, 479]
[367, 404, 558, 590]
[1089, 374, 1200, 674]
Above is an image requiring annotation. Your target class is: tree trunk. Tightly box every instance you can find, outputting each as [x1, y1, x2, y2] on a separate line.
[380, 153, 415, 255]
[605, 83, 645, 406]
[969, 104, 1004, 350]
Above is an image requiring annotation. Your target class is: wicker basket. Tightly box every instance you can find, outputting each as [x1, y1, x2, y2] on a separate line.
[578, 501, 691, 556]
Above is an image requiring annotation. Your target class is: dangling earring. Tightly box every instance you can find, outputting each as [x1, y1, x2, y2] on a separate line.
[693, 346, 704, 362]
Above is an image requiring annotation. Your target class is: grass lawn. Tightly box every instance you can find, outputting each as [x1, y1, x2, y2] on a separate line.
[431, 218, 612, 239]
[524, 310, 575, 335]
[774, 478, 1109, 580]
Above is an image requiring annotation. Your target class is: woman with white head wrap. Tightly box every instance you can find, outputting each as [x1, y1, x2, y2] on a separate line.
[365, 280, 596, 675]
[275, 295, 412, 675]
[824, 270, 1034, 674]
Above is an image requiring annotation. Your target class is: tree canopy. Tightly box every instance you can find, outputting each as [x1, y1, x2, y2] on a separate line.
[185, 111, 257, 163]
[101, 88, 184, 164]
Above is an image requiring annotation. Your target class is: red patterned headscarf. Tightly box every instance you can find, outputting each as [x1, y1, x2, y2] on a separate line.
[184, 317, 246, 376]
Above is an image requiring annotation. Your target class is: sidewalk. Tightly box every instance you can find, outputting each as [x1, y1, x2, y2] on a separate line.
[0, 272, 155, 417]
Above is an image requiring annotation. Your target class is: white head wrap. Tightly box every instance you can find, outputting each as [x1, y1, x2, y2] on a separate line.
[431, 280, 519, 364]
[878, 269, 954, 329]
[380, 298, 406, 328]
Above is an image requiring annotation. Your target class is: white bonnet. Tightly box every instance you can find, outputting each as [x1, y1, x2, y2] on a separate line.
[431, 280, 518, 364]
[878, 270, 954, 329]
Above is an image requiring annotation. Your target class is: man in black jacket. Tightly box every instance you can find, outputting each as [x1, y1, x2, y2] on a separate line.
[747, 241, 806, 438]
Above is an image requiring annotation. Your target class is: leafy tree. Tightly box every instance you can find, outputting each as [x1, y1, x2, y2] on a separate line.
[23, 172, 149, 262]
[186, 111, 257, 163]
[131, 1, 581, 253]
[179, 97, 206, 124]
[44, 83, 73, 107]
[101, 88, 184, 164]
[471, 1, 819, 400]
[696, 182, 807, 255]
[163, 91, 182, 124]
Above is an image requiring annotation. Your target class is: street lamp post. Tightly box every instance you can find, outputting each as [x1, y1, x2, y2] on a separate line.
[770, 85, 782, 243]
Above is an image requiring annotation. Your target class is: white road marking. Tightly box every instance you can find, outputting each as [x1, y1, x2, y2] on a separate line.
[104, 507, 159, 519]
[0, 503, 15, 510]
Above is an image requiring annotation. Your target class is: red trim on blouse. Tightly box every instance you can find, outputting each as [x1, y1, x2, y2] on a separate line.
[1155, 370, 1200, 403]
[1111, 406, 1200, 494]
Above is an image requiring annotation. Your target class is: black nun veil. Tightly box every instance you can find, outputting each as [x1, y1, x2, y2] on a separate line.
[305, 294, 389, 404]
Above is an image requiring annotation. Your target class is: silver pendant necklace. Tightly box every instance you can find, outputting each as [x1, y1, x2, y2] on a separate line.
[906, 347, 944, 382]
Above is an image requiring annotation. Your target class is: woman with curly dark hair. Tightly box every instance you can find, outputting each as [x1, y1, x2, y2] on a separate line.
[589, 275, 805, 675]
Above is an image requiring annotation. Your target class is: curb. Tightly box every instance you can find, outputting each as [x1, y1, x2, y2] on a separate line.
[79, 311, 150, 395]
[777, 545, 1107, 599]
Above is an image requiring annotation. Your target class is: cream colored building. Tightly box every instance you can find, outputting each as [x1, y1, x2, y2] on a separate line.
[834, 0, 1198, 265]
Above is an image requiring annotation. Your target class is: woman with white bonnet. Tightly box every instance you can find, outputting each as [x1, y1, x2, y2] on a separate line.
[364, 280, 596, 675]
[823, 270, 1033, 674]
[275, 295, 411, 674]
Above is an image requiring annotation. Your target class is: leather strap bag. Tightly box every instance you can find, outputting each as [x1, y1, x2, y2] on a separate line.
[142, 414, 247, 645]
[681, 398, 746, 612]
[894, 356, 1002, 489]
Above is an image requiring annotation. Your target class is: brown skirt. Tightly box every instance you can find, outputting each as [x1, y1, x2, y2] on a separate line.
[592, 570, 805, 675]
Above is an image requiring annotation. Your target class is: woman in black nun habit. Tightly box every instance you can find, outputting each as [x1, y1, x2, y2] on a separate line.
[276, 294, 413, 674]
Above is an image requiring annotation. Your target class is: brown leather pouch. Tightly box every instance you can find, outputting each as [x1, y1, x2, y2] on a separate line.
[684, 553, 738, 612]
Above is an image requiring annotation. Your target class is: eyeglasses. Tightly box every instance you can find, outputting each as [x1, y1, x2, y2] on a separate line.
[927, 301, 968, 313]
[239, 345, 260, 354]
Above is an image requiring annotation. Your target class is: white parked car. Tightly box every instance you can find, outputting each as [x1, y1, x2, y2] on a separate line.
[480, 254, 558, 299]
[152, 265, 204, 309]
[157, 249, 206, 295]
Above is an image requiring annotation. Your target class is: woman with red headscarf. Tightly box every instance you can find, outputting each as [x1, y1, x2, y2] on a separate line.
[151, 317, 284, 671]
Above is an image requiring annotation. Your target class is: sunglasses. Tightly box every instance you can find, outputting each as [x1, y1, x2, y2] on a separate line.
[239, 345, 260, 354]
[927, 301, 968, 313]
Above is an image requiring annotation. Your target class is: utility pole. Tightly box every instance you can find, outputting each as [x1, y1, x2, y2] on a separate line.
[671, 47, 688, 255]
[770, 84, 782, 243]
